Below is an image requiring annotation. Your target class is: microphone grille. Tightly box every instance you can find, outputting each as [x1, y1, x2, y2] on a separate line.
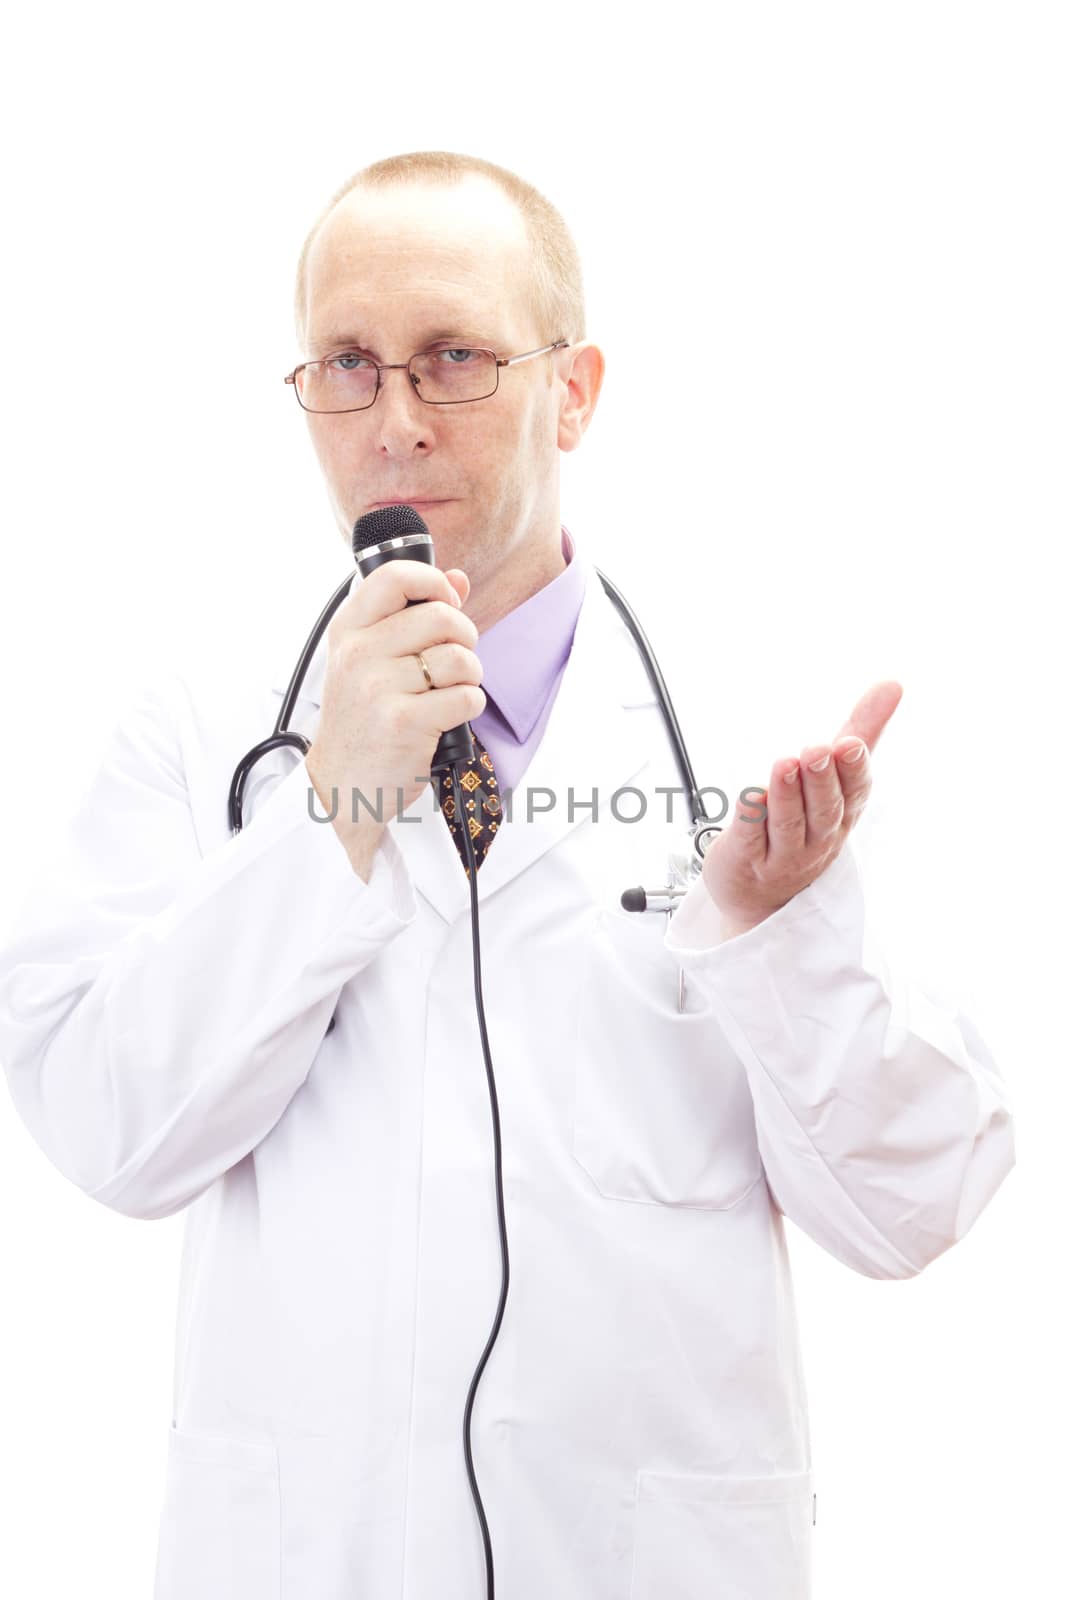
[352, 503, 430, 556]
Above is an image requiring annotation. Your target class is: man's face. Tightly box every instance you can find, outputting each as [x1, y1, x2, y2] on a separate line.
[299, 178, 571, 586]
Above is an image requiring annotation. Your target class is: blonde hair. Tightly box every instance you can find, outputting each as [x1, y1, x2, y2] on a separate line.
[294, 150, 585, 354]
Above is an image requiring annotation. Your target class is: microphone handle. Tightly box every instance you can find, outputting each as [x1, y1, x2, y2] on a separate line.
[406, 597, 476, 772]
[433, 723, 476, 770]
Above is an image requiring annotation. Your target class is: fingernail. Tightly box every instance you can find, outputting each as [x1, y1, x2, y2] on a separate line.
[840, 740, 866, 763]
[784, 765, 799, 784]
[808, 752, 831, 772]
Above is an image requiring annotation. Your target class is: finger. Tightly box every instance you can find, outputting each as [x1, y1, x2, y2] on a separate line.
[444, 568, 471, 606]
[796, 745, 844, 849]
[345, 560, 462, 630]
[730, 780, 770, 863]
[765, 756, 809, 865]
[379, 600, 479, 660]
[405, 640, 483, 694]
[409, 681, 487, 736]
[833, 680, 903, 758]
[831, 735, 872, 829]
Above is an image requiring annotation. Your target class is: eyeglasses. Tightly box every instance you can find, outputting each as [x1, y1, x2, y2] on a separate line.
[284, 339, 569, 414]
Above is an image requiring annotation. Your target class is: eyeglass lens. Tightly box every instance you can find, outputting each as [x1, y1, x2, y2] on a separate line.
[296, 348, 499, 412]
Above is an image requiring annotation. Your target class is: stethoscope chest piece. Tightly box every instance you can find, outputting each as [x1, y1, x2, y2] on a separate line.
[619, 822, 721, 1013]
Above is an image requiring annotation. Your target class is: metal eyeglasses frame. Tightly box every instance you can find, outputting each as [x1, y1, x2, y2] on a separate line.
[284, 339, 570, 412]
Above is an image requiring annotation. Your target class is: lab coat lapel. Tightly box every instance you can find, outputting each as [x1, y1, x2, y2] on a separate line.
[272, 571, 657, 926]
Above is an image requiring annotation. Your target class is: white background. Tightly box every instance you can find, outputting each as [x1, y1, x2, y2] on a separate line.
[0, 2, 1062, 1595]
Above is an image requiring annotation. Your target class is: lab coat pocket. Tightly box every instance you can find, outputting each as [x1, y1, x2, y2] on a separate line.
[153, 1423, 280, 1600]
[630, 1468, 815, 1600]
[572, 908, 763, 1209]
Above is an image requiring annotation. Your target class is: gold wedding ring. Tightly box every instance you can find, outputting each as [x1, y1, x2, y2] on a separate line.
[415, 651, 435, 691]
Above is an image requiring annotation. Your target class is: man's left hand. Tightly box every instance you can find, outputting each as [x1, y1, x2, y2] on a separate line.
[702, 680, 904, 938]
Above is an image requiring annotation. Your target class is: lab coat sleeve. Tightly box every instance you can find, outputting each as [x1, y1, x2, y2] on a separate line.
[661, 833, 1015, 1280]
[0, 670, 417, 1222]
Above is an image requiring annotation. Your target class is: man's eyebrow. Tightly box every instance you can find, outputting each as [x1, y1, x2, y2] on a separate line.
[308, 327, 492, 359]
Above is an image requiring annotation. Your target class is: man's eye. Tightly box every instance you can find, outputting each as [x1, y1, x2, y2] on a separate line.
[330, 354, 371, 372]
[435, 348, 475, 364]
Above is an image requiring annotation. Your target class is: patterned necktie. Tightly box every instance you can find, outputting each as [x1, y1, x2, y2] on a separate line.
[433, 730, 503, 876]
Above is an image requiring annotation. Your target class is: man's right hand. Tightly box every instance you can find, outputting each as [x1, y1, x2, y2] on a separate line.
[305, 560, 485, 879]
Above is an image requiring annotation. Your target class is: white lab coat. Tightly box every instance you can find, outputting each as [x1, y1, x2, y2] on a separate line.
[0, 571, 1015, 1600]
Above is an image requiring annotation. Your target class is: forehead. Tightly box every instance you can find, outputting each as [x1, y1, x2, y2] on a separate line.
[303, 178, 534, 353]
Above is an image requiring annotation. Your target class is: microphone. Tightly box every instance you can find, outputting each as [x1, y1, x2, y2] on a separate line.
[351, 503, 476, 774]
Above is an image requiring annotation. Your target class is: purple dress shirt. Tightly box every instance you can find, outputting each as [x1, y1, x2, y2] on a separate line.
[469, 525, 588, 798]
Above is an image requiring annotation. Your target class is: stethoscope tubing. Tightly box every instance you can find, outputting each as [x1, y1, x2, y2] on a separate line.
[228, 567, 709, 836]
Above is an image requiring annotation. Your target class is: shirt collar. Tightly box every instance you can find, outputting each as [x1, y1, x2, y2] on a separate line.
[475, 525, 588, 744]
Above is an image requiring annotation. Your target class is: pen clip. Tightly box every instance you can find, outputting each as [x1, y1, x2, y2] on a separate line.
[665, 904, 687, 1014]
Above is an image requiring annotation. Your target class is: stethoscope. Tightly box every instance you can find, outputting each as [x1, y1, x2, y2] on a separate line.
[228, 561, 722, 895]
[225, 543, 721, 1599]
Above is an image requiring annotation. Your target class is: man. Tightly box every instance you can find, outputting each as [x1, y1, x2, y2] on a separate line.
[0, 151, 1015, 1600]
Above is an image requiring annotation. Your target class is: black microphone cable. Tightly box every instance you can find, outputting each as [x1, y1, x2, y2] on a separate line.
[434, 761, 510, 1600]
[352, 503, 510, 1591]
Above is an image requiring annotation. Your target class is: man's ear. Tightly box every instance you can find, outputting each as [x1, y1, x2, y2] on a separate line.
[557, 342, 606, 453]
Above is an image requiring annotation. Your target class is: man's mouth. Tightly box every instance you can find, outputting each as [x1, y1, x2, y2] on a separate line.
[369, 498, 454, 508]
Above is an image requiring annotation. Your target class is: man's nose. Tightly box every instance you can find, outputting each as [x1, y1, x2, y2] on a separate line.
[372, 365, 436, 449]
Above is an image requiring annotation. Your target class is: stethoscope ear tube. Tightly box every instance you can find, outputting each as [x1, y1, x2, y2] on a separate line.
[227, 732, 312, 837]
[227, 572, 356, 837]
[594, 566, 710, 831]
